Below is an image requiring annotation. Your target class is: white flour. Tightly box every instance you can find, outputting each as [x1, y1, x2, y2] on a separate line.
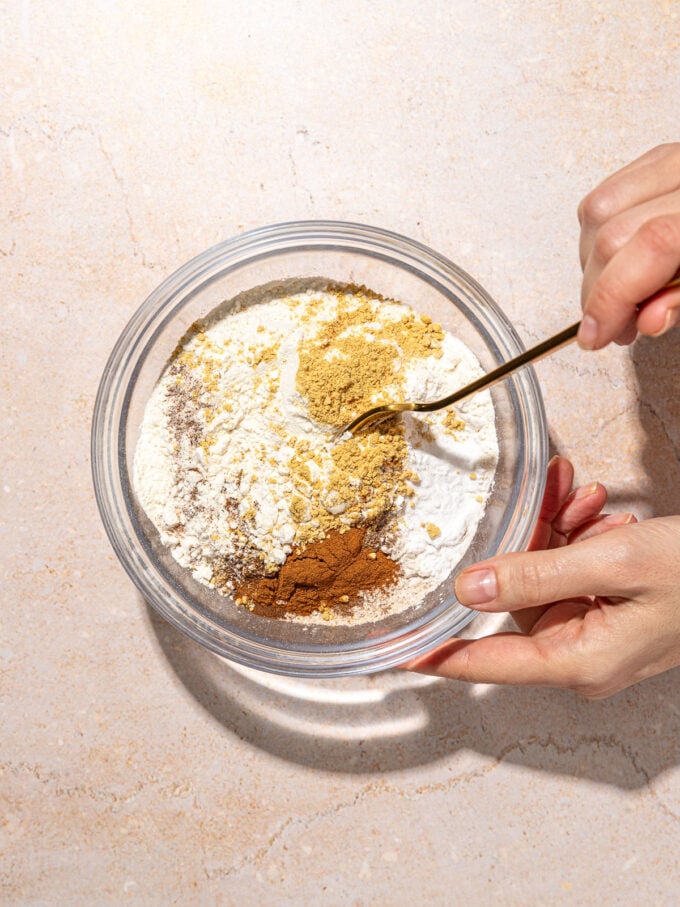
[134, 286, 499, 622]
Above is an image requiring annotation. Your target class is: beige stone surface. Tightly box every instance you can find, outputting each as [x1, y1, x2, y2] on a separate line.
[2, 1, 680, 904]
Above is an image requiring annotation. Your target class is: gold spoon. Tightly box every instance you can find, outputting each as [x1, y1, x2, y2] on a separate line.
[337, 274, 680, 439]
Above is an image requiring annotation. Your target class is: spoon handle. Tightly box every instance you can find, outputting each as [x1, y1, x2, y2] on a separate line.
[415, 272, 680, 415]
[340, 274, 680, 436]
[414, 322, 580, 413]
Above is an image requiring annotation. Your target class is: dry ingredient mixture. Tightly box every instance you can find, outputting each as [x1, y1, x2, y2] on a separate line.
[134, 283, 499, 624]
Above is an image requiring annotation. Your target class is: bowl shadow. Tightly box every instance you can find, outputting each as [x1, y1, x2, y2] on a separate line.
[146, 601, 680, 788]
[629, 330, 680, 515]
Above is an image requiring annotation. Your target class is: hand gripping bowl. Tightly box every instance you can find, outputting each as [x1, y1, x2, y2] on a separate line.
[92, 221, 548, 677]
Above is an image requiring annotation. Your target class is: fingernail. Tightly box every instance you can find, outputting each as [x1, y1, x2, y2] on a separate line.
[604, 512, 636, 526]
[649, 309, 679, 337]
[578, 314, 599, 349]
[455, 568, 498, 605]
[573, 482, 599, 500]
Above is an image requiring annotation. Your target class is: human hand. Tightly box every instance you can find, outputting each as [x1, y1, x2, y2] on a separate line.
[577, 142, 680, 350]
[405, 457, 680, 698]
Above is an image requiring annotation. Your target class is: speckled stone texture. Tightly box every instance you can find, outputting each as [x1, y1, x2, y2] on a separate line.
[2, 2, 680, 904]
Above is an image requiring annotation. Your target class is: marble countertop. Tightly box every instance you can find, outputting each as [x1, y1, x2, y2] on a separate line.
[2, 2, 679, 903]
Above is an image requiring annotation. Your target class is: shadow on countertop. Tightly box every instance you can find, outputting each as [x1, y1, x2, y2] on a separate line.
[629, 329, 680, 516]
[147, 604, 680, 788]
[549, 327, 680, 517]
[146, 329, 680, 788]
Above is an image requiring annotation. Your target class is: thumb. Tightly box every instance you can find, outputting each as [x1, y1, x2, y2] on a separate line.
[455, 524, 636, 611]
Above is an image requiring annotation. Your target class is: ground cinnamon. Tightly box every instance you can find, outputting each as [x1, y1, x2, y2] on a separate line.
[234, 527, 400, 619]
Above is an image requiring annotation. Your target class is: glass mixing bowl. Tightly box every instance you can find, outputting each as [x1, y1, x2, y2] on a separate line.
[92, 221, 548, 677]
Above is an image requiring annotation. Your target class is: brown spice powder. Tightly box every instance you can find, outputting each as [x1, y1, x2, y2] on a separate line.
[234, 527, 400, 618]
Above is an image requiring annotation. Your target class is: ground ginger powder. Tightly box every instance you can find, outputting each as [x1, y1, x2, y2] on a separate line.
[295, 288, 443, 429]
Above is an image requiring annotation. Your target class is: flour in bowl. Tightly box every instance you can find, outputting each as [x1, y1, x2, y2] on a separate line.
[134, 282, 499, 624]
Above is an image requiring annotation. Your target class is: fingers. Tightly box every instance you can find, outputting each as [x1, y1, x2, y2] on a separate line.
[515, 480, 615, 634]
[579, 143, 680, 266]
[454, 523, 639, 611]
[525, 457, 607, 553]
[404, 627, 579, 687]
[578, 213, 680, 349]
[576, 144, 680, 349]
[527, 456, 574, 551]
[521, 461, 604, 633]
[410, 516, 678, 693]
[636, 288, 680, 337]
[551, 482, 607, 537]
[539, 456, 574, 522]
[570, 512, 636, 543]
[581, 188, 680, 300]
[613, 318, 638, 346]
